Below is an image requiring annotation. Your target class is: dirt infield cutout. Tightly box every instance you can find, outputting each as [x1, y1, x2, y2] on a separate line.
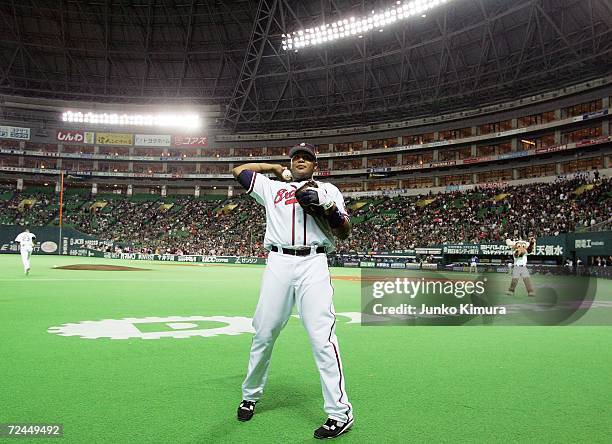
[53, 264, 150, 271]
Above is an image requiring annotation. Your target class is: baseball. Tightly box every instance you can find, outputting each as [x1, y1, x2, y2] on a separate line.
[281, 168, 292, 181]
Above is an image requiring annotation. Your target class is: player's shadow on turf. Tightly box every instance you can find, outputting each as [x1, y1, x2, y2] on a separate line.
[202, 374, 316, 416]
[255, 381, 315, 414]
[196, 381, 323, 443]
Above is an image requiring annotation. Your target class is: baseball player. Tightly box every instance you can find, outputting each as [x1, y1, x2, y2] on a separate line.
[232, 143, 353, 439]
[469, 255, 479, 273]
[15, 228, 36, 275]
[505, 237, 536, 296]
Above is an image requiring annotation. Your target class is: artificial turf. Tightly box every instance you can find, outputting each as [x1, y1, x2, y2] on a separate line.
[1, 255, 611, 443]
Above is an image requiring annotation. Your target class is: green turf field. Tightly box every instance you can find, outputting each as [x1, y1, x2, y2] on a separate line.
[1, 255, 611, 443]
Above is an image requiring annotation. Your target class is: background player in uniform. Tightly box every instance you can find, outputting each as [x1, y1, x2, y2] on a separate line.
[232, 143, 354, 440]
[506, 237, 536, 296]
[469, 255, 479, 273]
[15, 228, 36, 275]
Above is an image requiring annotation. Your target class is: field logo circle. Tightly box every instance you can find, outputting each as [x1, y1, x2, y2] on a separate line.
[48, 316, 254, 340]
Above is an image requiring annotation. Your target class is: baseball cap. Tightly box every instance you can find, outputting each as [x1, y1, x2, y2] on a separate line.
[288, 143, 317, 161]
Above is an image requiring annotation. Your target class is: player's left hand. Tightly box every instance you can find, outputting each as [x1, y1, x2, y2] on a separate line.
[295, 181, 334, 213]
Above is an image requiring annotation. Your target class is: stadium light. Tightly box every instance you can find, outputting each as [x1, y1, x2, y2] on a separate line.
[61, 111, 202, 129]
[282, 0, 452, 51]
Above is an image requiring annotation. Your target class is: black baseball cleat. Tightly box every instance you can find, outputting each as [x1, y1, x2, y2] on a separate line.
[314, 418, 354, 439]
[237, 400, 256, 421]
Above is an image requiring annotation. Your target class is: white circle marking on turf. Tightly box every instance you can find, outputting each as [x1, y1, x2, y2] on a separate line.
[47, 313, 358, 340]
[166, 322, 199, 330]
[47, 316, 255, 340]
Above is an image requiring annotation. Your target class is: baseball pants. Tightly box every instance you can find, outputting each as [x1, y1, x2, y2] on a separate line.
[241, 251, 353, 423]
[512, 265, 530, 279]
[20, 247, 32, 272]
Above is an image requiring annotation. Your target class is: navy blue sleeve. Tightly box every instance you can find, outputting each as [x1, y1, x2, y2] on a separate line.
[237, 170, 256, 193]
[327, 205, 349, 229]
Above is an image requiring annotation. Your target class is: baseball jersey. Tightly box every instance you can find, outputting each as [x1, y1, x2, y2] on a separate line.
[470, 256, 478, 264]
[15, 232, 36, 249]
[240, 171, 347, 252]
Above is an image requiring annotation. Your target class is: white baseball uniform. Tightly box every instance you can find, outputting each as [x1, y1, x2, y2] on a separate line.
[239, 171, 353, 423]
[15, 231, 36, 273]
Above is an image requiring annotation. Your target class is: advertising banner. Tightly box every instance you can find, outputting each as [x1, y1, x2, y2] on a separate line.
[173, 136, 208, 147]
[580, 109, 609, 121]
[96, 132, 134, 146]
[415, 247, 443, 255]
[571, 232, 611, 257]
[56, 130, 95, 144]
[536, 144, 569, 154]
[0, 125, 30, 140]
[430, 160, 456, 168]
[56, 130, 84, 143]
[498, 151, 530, 160]
[443, 241, 564, 256]
[464, 156, 491, 164]
[360, 261, 376, 268]
[135, 134, 172, 147]
[576, 135, 612, 147]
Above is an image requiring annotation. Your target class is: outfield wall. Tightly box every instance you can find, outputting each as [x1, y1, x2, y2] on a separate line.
[0, 225, 609, 267]
[0, 225, 111, 255]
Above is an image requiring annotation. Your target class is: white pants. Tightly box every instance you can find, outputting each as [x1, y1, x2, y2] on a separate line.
[512, 265, 530, 279]
[242, 251, 353, 423]
[20, 247, 32, 272]
[469, 263, 477, 272]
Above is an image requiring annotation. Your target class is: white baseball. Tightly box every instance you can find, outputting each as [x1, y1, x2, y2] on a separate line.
[281, 169, 293, 181]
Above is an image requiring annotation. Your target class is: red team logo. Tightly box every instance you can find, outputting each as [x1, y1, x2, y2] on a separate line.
[274, 189, 298, 205]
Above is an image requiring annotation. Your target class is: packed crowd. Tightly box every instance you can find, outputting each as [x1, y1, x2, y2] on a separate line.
[339, 173, 611, 252]
[0, 173, 610, 255]
[125, 197, 266, 256]
[0, 190, 58, 227]
[56, 196, 265, 256]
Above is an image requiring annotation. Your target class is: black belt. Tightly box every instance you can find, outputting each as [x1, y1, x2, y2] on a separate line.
[271, 246, 326, 256]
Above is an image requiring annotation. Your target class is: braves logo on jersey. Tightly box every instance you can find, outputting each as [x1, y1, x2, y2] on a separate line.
[273, 188, 298, 206]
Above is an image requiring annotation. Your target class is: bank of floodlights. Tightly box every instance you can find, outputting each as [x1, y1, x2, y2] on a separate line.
[61, 111, 201, 129]
[282, 0, 451, 51]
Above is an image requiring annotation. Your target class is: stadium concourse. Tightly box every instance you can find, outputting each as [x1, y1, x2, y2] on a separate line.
[1, 172, 610, 258]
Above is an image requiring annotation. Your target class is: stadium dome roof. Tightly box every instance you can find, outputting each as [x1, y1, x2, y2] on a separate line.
[0, 0, 610, 133]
